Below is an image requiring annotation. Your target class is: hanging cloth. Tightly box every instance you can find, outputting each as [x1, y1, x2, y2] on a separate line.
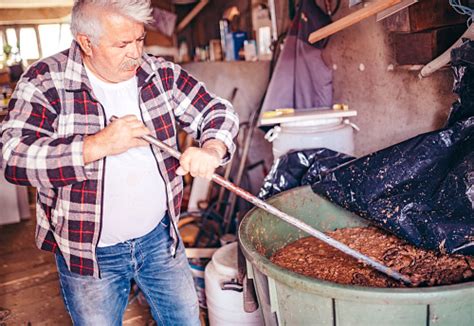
[262, 0, 333, 112]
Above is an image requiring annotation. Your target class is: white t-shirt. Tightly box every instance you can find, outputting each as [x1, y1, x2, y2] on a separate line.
[85, 66, 168, 247]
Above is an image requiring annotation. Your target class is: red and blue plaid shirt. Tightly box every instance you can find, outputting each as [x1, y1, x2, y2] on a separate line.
[0, 41, 238, 277]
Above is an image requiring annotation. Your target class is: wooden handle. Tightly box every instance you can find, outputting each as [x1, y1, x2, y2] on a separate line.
[308, 0, 402, 44]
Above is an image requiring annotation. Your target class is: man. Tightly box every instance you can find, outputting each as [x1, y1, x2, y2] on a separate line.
[0, 0, 238, 325]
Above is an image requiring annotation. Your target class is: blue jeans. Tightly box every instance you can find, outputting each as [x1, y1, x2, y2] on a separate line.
[55, 215, 200, 326]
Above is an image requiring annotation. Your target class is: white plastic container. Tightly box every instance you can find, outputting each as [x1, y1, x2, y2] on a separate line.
[205, 242, 263, 326]
[266, 117, 356, 160]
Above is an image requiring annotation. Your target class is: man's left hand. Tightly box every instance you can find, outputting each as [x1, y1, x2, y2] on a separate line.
[176, 140, 227, 180]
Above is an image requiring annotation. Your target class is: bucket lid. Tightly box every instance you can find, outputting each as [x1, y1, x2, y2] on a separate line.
[280, 117, 342, 129]
[259, 108, 357, 126]
[212, 242, 238, 278]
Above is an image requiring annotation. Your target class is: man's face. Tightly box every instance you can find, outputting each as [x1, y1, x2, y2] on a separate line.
[86, 13, 145, 83]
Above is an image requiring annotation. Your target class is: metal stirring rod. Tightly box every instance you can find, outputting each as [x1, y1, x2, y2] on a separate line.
[109, 116, 413, 285]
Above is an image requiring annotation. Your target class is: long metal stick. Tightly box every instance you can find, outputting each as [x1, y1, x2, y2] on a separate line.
[114, 117, 412, 285]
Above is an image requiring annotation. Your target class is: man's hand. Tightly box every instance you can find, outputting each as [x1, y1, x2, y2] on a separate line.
[176, 140, 227, 180]
[83, 115, 150, 164]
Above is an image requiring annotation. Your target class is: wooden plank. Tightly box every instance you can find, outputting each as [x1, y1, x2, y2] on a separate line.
[176, 0, 209, 33]
[0, 263, 57, 295]
[308, 0, 402, 44]
[392, 25, 466, 65]
[2, 278, 63, 311]
[383, 0, 466, 33]
[6, 296, 71, 325]
[0, 218, 36, 245]
[0, 247, 53, 276]
[2, 285, 70, 325]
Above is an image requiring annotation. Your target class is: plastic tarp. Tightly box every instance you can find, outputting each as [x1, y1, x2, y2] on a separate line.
[258, 148, 354, 200]
[259, 40, 474, 255]
[311, 41, 474, 255]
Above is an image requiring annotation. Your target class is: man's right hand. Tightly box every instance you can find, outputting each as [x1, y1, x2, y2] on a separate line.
[83, 115, 151, 164]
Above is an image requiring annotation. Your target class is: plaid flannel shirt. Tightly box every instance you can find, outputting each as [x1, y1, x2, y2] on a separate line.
[0, 41, 238, 278]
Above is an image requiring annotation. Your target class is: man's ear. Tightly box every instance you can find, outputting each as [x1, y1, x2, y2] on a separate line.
[76, 34, 93, 56]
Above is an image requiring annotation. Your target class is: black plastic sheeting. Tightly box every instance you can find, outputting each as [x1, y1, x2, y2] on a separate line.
[258, 148, 354, 200]
[313, 41, 474, 255]
[259, 40, 474, 255]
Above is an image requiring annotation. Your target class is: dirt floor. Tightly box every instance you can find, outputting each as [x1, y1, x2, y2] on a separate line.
[0, 208, 154, 325]
[271, 226, 474, 287]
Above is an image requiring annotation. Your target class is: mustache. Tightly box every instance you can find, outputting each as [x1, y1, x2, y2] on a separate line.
[120, 58, 142, 70]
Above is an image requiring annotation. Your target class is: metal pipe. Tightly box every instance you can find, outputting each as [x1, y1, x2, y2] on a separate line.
[110, 116, 413, 285]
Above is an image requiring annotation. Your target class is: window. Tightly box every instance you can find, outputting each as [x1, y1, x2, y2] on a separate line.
[5, 28, 18, 54]
[0, 23, 72, 64]
[19, 28, 39, 60]
[39, 24, 72, 58]
[0, 32, 5, 63]
[59, 24, 73, 51]
[3, 28, 21, 65]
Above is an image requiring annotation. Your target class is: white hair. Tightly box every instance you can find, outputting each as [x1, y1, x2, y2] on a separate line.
[70, 0, 153, 45]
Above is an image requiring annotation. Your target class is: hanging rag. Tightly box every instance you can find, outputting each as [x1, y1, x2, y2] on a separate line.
[262, 0, 333, 112]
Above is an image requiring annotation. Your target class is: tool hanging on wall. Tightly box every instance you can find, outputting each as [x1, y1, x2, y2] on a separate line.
[109, 116, 414, 286]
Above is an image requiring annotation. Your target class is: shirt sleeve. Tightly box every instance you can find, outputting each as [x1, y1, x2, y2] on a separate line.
[0, 79, 90, 188]
[170, 62, 239, 163]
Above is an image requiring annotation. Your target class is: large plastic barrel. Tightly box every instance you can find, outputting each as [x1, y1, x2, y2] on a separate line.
[239, 186, 474, 326]
[266, 118, 355, 159]
[204, 242, 263, 325]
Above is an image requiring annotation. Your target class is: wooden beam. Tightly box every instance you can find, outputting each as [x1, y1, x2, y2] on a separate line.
[0, 8, 71, 25]
[392, 25, 466, 65]
[382, 0, 465, 33]
[308, 0, 402, 44]
[419, 23, 474, 78]
[0, 0, 73, 9]
[176, 0, 209, 33]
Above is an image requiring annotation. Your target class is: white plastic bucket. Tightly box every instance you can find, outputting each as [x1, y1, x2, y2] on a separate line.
[205, 242, 263, 326]
[265, 117, 357, 160]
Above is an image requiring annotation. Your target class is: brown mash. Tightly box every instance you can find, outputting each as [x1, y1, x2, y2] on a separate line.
[270, 226, 474, 287]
